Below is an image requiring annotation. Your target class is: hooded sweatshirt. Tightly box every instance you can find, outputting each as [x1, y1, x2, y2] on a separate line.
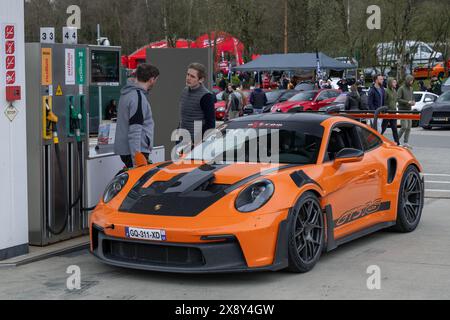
[114, 80, 154, 160]
[385, 78, 398, 111]
[397, 75, 415, 111]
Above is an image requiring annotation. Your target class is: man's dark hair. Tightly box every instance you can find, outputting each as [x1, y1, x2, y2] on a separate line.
[136, 63, 160, 82]
[373, 73, 383, 83]
[188, 62, 207, 80]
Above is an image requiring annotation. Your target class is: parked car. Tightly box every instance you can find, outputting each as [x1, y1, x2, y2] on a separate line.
[413, 62, 448, 80]
[262, 90, 300, 113]
[420, 91, 450, 129]
[412, 92, 439, 112]
[271, 89, 341, 113]
[377, 41, 442, 65]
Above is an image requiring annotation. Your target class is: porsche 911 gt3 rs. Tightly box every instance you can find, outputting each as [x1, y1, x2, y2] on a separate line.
[90, 113, 424, 273]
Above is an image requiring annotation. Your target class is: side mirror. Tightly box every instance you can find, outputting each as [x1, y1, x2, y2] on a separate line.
[335, 148, 364, 165]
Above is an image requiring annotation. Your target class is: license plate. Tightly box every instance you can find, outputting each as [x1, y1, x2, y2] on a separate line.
[433, 117, 448, 122]
[125, 227, 167, 241]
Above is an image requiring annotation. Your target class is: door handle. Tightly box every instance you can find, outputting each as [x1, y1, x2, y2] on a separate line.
[367, 170, 379, 177]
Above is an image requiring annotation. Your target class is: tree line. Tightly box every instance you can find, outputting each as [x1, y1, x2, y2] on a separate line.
[25, 0, 450, 75]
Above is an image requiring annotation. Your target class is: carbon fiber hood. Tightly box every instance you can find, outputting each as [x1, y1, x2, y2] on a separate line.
[119, 163, 297, 217]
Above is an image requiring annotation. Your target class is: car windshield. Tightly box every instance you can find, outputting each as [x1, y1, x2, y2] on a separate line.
[414, 94, 423, 102]
[265, 91, 285, 104]
[437, 92, 450, 103]
[186, 121, 324, 165]
[289, 91, 317, 102]
[279, 90, 299, 102]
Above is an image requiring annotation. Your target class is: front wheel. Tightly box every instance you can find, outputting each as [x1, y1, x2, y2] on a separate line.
[287, 192, 325, 273]
[393, 166, 424, 233]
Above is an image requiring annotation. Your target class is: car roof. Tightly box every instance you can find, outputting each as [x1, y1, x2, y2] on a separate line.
[231, 112, 332, 124]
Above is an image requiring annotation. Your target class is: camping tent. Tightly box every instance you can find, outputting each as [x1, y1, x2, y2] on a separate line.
[233, 52, 356, 72]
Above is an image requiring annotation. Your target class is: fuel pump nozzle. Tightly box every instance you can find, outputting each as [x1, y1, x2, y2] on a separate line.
[45, 99, 59, 144]
[69, 98, 83, 143]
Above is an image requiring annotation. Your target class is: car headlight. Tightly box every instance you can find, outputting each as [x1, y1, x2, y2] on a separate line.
[103, 173, 129, 203]
[217, 107, 226, 112]
[235, 180, 275, 213]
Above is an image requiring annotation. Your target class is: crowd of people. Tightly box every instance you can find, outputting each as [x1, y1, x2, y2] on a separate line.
[113, 63, 437, 168]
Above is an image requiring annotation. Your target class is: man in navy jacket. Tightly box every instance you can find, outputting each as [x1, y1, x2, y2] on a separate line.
[367, 74, 386, 132]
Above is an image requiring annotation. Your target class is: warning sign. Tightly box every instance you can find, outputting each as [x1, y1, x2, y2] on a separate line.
[2, 23, 17, 86]
[4, 25, 15, 39]
[41, 48, 53, 86]
[56, 85, 63, 96]
[6, 71, 15, 84]
[5, 41, 15, 54]
[6, 56, 15, 70]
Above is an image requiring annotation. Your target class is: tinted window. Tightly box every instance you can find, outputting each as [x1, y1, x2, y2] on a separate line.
[326, 125, 363, 161]
[290, 91, 317, 102]
[414, 94, 423, 103]
[266, 91, 284, 104]
[357, 126, 383, 152]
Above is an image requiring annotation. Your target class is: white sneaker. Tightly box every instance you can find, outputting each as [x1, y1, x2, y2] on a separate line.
[403, 143, 413, 150]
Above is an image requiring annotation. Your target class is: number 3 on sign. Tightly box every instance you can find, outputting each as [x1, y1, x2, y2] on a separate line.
[40, 27, 55, 44]
[63, 27, 78, 45]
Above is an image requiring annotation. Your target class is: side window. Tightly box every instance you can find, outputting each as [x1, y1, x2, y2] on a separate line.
[317, 92, 327, 101]
[326, 125, 363, 161]
[426, 94, 437, 102]
[357, 126, 383, 152]
[329, 91, 340, 98]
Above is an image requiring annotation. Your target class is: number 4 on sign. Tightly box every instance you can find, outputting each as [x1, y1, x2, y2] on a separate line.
[62, 27, 77, 45]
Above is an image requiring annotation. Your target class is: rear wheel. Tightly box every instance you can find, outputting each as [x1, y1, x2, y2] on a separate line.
[393, 166, 424, 233]
[288, 192, 324, 273]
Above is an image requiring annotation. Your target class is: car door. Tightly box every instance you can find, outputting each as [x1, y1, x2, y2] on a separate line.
[320, 123, 383, 239]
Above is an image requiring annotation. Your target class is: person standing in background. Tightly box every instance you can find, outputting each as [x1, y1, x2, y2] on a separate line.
[397, 75, 416, 149]
[381, 78, 400, 146]
[367, 74, 386, 132]
[115, 64, 159, 168]
[179, 63, 216, 145]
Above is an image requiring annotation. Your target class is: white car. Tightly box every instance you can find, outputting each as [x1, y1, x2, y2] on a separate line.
[412, 91, 439, 112]
[394, 92, 439, 128]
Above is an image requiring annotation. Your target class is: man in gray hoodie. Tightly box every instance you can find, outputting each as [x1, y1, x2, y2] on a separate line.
[114, 64, 160, 168]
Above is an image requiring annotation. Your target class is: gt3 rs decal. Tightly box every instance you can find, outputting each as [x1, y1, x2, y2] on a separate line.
[334, 199, 391, 227]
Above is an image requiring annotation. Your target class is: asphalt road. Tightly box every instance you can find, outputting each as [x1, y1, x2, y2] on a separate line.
[0, 127, 449, 300]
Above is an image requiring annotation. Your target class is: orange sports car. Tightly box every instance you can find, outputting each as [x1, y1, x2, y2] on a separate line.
[90, 113, 424, 273]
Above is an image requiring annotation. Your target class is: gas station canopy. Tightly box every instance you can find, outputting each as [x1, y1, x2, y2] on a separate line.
[232, 52, 356, 72]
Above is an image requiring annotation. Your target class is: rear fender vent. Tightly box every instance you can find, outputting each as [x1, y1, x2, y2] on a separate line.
[387, 158, 397, 184]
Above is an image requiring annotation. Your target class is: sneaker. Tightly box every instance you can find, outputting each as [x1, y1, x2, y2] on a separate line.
[403, 143, 413, 150]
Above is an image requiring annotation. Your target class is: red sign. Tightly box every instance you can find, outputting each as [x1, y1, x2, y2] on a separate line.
[6, 71, 16, 84]
[5, 25, 14, 39]
[6, 56, 15, 70]
[5, 41, 14, 54]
